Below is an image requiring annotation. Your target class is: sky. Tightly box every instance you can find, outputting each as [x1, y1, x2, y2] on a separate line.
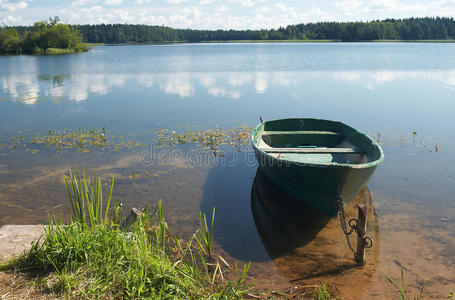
[1, 0, 455, 29]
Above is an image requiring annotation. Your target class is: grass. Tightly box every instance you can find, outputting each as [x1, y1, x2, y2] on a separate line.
[2, 169, 252, 299]
[312, 283, 333, 300]
[384, 266, 426, 300]
[63, 169, 114, 226]
[45, 48, 75, 55]
[84, 42, 105, 46]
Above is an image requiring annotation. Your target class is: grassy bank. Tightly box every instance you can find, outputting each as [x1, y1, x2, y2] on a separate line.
[44, 48, 75, 54]
[1, 170, 252, 299]
[84, 42, 105, 46]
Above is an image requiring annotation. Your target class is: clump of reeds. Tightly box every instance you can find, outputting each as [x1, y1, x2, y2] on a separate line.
[6, 169, 252, 299]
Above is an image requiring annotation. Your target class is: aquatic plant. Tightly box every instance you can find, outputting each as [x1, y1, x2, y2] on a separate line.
[373, 130, 443, 152]
[384, 266, 426, 300]
[312, 283, 333, 300]
[63, 168, 114, 227]
[0, 127, 148, 154]
[32, 127, 108, 152]
[155, 125, 252, 156]
[195, 207, 215, 260]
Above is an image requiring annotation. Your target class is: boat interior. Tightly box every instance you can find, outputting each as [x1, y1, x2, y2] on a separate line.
[258, 130, 369, 164]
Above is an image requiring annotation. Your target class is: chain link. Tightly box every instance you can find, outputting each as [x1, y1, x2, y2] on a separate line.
[336, 195, 374, 255]
[335, 195, 355, 253]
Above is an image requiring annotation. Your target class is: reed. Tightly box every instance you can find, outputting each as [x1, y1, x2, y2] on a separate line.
[195, 207, 215, 260]
[63, 168, 114, 227]
[384, 266, 426, 300]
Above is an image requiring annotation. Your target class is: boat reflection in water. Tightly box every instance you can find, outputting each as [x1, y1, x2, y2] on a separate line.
[251, 168, 331, 256]
[251, 167, 380, 286]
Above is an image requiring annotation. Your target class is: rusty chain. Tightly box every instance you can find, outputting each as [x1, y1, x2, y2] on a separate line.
[335, 195, 373, 255]
[335, 195, 355, 253]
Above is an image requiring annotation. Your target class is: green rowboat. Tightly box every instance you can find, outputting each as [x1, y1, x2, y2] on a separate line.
[251, 118, 384, 218]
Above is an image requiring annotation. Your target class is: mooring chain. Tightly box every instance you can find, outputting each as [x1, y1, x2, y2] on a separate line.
[335, 195, 355, 253]
[335, 196, 373, 255]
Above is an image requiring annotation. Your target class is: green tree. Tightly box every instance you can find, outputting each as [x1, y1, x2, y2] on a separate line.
[20, 17, 86, 54]
[0, 28, 22, 53]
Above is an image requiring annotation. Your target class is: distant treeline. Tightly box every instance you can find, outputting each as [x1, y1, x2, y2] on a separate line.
[74, 17, 455, 43]
[8, 17, 455, 45]
[0, 17, 87, 54]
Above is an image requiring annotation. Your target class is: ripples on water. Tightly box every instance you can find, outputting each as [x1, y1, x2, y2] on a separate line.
[0, 43, 454, 298]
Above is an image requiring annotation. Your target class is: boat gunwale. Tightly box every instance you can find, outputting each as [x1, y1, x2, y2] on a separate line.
[251, 118, 385, 169]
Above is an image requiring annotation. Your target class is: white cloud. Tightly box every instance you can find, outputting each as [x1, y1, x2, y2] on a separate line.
[207, 87, 240, 98]
[371, 0, 400, 10]
[254, 72, 268, 94]
[274, 3, 290, 12]
[199, 74, 216, 87]
[333, 0, 369, 16]
[166, 0, 188, 4]
[257, 6, 270, 13]
[105, 0, 123, 5]
[71, 0, 98, 7]
[0, 0, 27, 11]
[5, 0, 455, 30]
[1, 14, 22, 24]
[161, 73, 194, 98]
[229, 0, 266, 7]
[215, 5, 228, 12]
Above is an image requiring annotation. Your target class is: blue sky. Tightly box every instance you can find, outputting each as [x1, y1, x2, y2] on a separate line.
[1, 0, 455, 29]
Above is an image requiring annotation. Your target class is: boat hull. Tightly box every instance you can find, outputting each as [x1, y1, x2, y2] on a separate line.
[255, 147, 377, 217]
[251, 118, 383, 218]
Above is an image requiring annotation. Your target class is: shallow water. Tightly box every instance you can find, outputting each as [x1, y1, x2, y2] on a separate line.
[0, 43, 454, 298]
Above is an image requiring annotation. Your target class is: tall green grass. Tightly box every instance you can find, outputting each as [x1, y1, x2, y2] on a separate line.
[63, 169, 114, 227]
[7, 169, 252, 299]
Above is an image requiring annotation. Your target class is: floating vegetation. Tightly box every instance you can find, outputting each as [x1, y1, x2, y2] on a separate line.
[155, 125, 253, 156]
[0, 127, 148, 154]
[0, 127, 446, 157]
[373, 131, 444, 153]
[32, 127, 108, 151]
[128, 170, 167, 179]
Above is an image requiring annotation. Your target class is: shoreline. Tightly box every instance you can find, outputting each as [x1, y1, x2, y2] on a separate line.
[92, 39, 455, 46]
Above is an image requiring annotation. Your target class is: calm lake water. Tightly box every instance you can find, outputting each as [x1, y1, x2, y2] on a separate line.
[1, 43, 454, 298]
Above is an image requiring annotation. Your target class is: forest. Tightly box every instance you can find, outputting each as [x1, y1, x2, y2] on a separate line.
[4, 17, 455, 49]
[0, 17, 87, 54]
[72, 17, 455, 43]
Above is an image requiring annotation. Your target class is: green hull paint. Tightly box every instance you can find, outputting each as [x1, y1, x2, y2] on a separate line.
[251, 118, 384, 218]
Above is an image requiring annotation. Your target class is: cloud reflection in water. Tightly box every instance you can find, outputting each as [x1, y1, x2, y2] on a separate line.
[2, 70, 455, 104]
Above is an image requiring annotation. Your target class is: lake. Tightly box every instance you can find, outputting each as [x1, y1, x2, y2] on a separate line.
[0, 43, 454, 298]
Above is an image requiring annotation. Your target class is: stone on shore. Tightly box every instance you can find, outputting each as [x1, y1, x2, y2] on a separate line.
[0, 225, 44, 262]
